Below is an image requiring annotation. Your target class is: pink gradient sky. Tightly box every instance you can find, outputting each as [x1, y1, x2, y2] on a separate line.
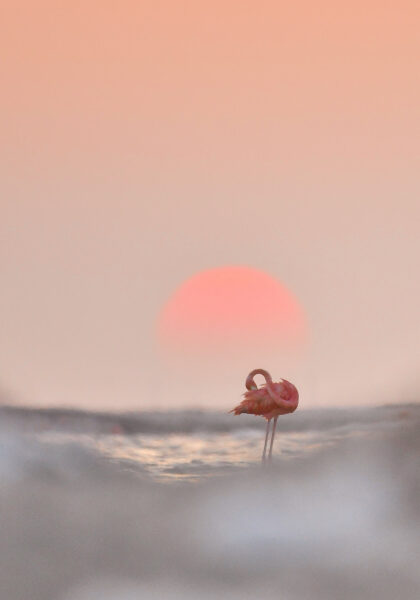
[1, 1, 419, 409]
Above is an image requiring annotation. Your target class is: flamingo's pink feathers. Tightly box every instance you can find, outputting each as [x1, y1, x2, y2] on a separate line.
[230, 379, 299, 420]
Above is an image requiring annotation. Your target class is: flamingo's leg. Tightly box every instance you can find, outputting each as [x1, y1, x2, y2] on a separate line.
[262, 418, 271, 463]
[268, 416, 278, 462]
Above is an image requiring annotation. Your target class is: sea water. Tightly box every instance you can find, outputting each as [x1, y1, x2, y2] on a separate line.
[0, 404, 419, 600]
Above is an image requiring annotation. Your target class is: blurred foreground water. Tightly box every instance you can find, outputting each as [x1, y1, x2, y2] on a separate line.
[0, 403, 419, 599]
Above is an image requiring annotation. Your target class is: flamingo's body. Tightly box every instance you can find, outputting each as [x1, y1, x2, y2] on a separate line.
[231, 368, 299, 462]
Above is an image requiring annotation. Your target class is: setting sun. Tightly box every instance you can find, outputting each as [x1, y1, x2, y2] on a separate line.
[157, 266, 306, 358]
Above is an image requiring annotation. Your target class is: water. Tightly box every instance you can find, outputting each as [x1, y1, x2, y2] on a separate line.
[0, 404, 419, 600]
[35, 426, 372, 482]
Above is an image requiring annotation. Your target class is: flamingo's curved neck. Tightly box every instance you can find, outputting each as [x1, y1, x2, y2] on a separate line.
[245, 368, 273, 391]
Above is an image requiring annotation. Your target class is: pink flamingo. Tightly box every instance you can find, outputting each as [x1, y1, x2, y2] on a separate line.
[230, 368, 299, 463]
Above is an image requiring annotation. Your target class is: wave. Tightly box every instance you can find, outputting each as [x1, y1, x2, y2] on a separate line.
[0, 402, 418, 435]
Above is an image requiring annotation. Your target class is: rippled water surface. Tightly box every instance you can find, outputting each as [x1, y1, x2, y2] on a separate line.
[1, 404, 419, 600]
[36, 423, 387, 482]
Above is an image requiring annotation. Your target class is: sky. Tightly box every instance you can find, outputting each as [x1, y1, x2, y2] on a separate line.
[1, 1, 419, 410]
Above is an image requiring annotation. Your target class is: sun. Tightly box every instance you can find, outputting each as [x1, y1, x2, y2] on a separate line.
[156, 265, 306, 359]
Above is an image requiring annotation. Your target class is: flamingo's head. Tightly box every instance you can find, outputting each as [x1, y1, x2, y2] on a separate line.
[245, 368, 272, 391]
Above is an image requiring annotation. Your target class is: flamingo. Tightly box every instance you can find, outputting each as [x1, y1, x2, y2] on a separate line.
[230, 368, 299, 463]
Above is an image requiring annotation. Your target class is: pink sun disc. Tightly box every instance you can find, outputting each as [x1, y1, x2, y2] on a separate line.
[157, 266, 307, 358]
